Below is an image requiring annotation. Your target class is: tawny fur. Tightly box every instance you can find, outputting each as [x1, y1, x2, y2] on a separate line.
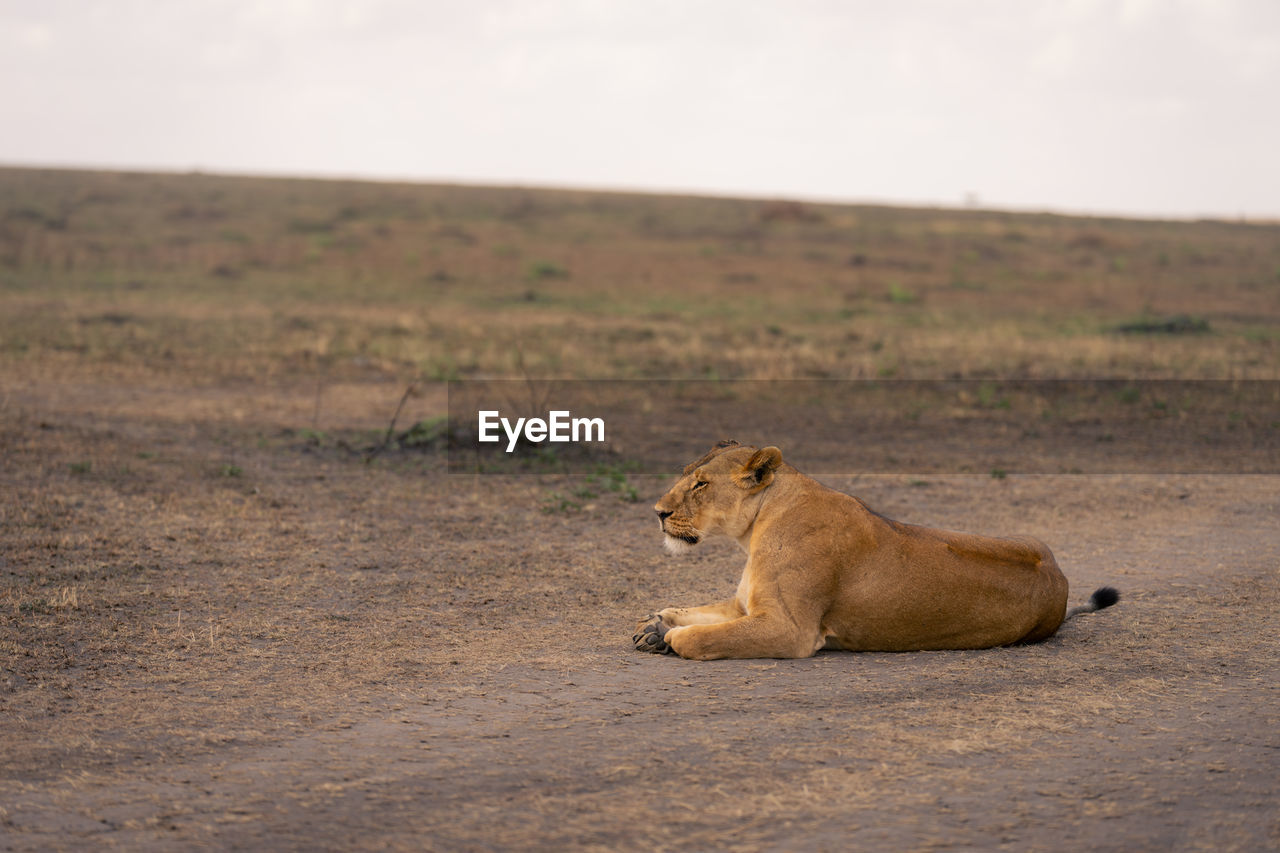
[640, 442, 1116, 661]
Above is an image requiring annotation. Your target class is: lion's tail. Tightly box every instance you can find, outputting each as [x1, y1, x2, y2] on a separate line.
[1064, 586, 1120, 621]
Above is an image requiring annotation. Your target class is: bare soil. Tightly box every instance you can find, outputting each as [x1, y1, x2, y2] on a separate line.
[2, 369, 1277, 851]
[2, 169, 1278, 851]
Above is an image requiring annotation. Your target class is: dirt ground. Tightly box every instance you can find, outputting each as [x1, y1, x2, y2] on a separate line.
[2, 369, 1277, 851]
[2, 169, 1278, 850]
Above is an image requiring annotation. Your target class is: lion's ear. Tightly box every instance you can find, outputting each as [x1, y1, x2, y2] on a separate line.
[735, 446, 782, 491]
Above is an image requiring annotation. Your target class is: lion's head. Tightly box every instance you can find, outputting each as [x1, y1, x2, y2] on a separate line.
[653, 440, 783, 553]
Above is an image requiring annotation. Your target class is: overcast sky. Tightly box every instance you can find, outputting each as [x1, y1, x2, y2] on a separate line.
[2, 0, 1277, 219]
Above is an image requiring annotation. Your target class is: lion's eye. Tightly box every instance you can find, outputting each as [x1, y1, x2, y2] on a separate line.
[692, 480, 708, 491]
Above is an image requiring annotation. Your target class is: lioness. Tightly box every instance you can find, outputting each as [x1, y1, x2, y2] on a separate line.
[634, 441, 1118, 660]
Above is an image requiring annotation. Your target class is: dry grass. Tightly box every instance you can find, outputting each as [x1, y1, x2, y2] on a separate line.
[3, 167, 1278, 384]
[1, 167, 1278, 850]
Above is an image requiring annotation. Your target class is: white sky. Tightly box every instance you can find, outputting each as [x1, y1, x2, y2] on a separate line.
[2, 0, 1278, 219]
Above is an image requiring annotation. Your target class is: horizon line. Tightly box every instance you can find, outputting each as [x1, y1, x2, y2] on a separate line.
[2, 159, 1276, 227]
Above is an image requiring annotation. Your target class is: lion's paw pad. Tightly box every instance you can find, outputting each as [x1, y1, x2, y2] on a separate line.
[633, 617, 674, 655]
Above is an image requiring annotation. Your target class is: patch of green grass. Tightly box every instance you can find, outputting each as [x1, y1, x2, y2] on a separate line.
[399, 415, 450, 449]
[297, 428, 328, 445]
[421, 356, 462, 382]
[887, 282, 918, 304]
[541, 491, 581, 514]
[583, 462, 643, 503]
[976, 382, 1011, 409]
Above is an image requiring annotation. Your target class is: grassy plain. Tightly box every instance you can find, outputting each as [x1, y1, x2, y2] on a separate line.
[1, 167, 1278, 850]
[3, 167, 1278, 385]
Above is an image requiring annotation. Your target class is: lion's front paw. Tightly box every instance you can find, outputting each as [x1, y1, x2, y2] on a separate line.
[633, 614, 675, 655]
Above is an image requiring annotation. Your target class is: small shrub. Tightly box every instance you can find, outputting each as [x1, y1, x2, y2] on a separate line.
[1115, 315, 1209, 335]
[527, 261, 569, 281]
[400, 416, 449, 449]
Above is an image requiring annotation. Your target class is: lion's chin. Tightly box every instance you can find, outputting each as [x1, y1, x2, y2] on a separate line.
[663, 533, 698, 555]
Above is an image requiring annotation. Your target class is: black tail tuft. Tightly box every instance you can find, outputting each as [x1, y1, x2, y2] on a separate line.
[1065, 586, 1120, 621]
[1091, 586, 1120, 610]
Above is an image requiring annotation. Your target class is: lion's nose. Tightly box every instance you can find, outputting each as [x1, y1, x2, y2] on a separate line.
[656, 509, 673, 521]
